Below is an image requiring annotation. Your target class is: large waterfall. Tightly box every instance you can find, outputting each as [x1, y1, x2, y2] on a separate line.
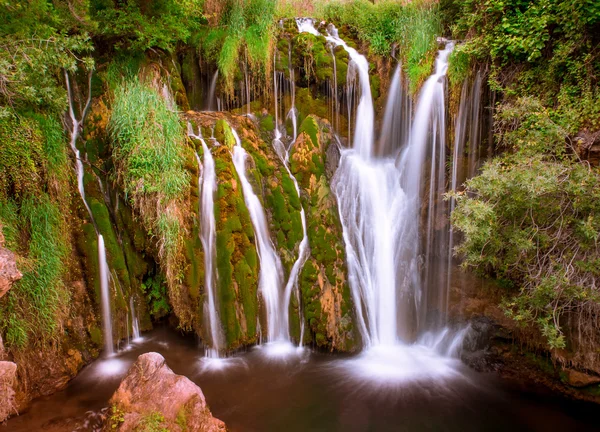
[299, 20, 463, 379]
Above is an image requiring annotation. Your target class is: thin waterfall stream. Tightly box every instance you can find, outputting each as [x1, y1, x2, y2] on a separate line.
[230, 126, 293, 352]
[65, 71, 115, 358]
[188, 123, 225, 359]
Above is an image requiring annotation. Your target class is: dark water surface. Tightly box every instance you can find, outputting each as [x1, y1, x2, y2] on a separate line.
[3, 326, 599, 432]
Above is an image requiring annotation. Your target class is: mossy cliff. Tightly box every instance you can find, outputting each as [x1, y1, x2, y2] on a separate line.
[290, 115, 357, 351]
[0, 112, 101, 411]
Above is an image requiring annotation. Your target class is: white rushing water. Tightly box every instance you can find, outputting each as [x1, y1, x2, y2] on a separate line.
[298, 19, 466, 381]
[98, 235, 114, 356]
[207, 70, 219, 111]
[230, 127, 289, 347]
[130, 297, 141, 341]
[189, 124, 224, 358]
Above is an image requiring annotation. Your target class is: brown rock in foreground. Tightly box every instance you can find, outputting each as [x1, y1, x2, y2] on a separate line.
[106, 352, 226, 431]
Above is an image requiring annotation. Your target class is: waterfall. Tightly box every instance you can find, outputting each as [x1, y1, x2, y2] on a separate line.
[130, 296, 140, 341]
[230, 127, 288, 344]
[272, 128, 309, 346]
[65, 71, 114, 356]
[332, 33, 456, 348]
[296, 18, 321, 36]
[285, 40, 298, 143]
[467, 71, 483, 178]
[98, 235, 114, 356]
[379, 64, 411, 157]
[207, 70, 219, 111]
[328, 44, 340, 132]
[326, 25, 374, 159]
[189, 124, 224, 357]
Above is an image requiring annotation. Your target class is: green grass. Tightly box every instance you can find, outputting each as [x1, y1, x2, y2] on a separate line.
[109, 76, 189, 264]
[0, 195, 69, 348]
[321, 0, 441, 93]
[200, 0, 276, 96]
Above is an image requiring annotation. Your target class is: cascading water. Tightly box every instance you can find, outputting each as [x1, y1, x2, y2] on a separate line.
[98, 236, 114, 356]
[65, 71, 114, 357]
[379, 63, 412, 157]
[188, 123, 224, 358]
[230, 127, 290, 348]
[207, 70, 219, 111]
[307, 21, 465, 380]
[130, 297, 140, 341]
[270, 43, 309, 346]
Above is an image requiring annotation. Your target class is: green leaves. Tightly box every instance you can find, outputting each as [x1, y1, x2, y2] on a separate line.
[452, 116, 600, 349]
[91, 0, 204, 52]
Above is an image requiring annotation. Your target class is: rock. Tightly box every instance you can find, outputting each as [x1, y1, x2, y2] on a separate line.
[565, 369, 600, 388]
[107, 352, 226, 431]
[0, 361, 17, 422]
[0, 245, 21, 298]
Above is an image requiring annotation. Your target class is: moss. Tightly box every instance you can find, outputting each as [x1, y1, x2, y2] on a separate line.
[299, 116, 319, 148]
[260, 115, 275, 132]
[214, 119, 236, 148]
[212, 144, 259, 349]
[290, 118, 356, 350]
[370, 72, 381, 100]
[89, 326, 103, 347]
[79, 223, 100, 302]
[295, 88, 330, 128]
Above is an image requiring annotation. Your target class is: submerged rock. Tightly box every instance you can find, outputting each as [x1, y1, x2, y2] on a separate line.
[106, 352, 226, 431]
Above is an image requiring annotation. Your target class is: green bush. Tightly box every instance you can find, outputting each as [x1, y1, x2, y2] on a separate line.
[451, 99, 600, 349]
[91, 0, 205, 52]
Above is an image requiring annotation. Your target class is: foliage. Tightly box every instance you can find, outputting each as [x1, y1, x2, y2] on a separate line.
[109, 76, 189, 263]
[91, 0, 205, 52]
[0, 112, 69, 200]
[321, 0, 441, 92]
[137, 412, 169, 432]
[0, 1, 94, 113]
[199, 0, 276, 94]
[451, 99, 600, 349]
[141, 276, 171, 319]
[447, 0, 600, 111]
[0, 195, 70, 348]
[108, 405, 126, 430]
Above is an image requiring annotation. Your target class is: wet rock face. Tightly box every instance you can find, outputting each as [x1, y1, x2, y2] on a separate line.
[0, 361, 17, 422]
[0, 230, 22, 298]
[107, 352, 226, 432]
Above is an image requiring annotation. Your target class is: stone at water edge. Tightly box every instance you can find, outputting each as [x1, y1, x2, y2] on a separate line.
[565, 369, 600, 388]
[0, 361, 17, 422]
[106, 352, 226, 431]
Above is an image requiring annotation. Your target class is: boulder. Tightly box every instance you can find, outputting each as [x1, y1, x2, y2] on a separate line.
[565, 369, 600, 388]
[107, 352, 226, 431]
[0, 361, 17, 422]
[0, 242, 22, 298]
